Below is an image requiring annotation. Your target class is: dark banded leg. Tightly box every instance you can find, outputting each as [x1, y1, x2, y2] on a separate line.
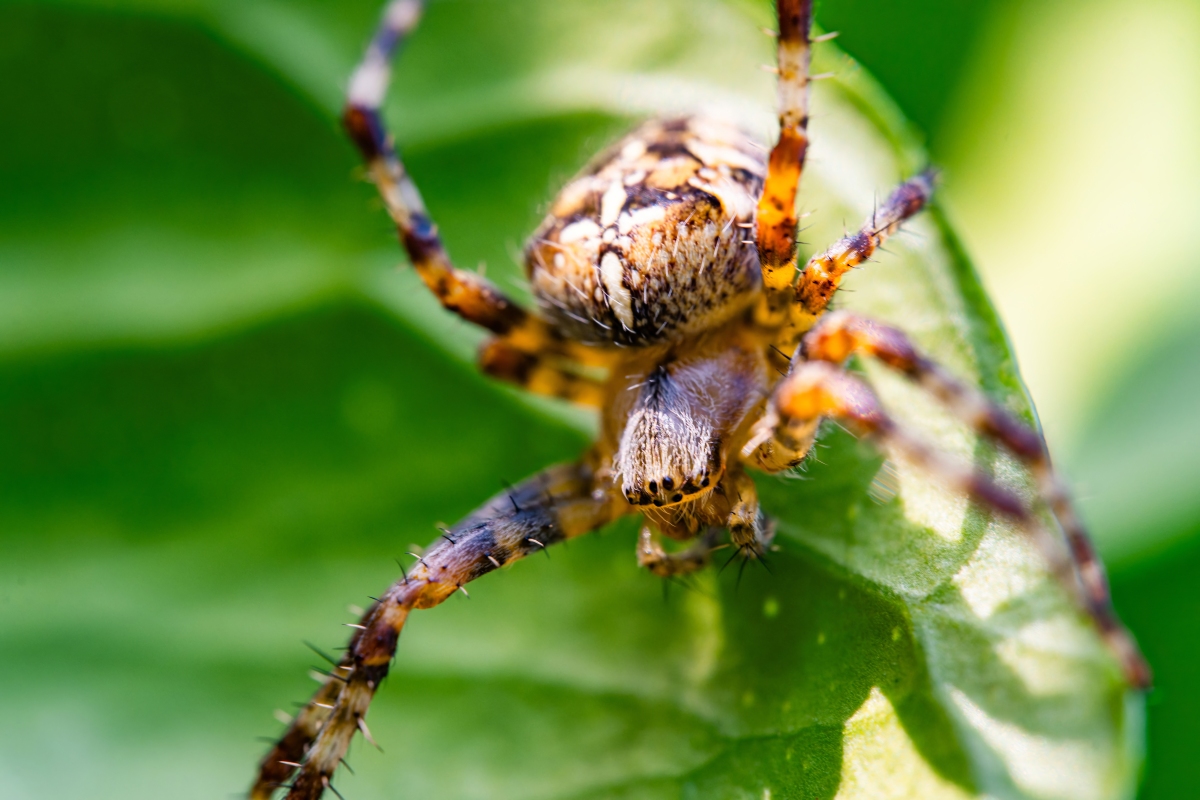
[250, 461, 624, 800]
[742, 402, 815, 473]
[755, 0, 813, 317]
[342, 0, 558, 354]
[787, 172, 936, 336]
[745, 361, 1036, 525]
[745, 357, 1151, 689]
[638, 470, 773, 581]
[802, 311, 1152, 688]
[478, 337, 606, 407]
[721, 469, 775, 558]
[637, 526, 721, 578]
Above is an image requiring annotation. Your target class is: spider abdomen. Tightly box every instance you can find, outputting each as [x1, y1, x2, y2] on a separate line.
[526, 117, 766, 347]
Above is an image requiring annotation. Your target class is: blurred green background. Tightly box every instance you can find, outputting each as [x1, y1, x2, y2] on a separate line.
[3, 0, 1198, 798]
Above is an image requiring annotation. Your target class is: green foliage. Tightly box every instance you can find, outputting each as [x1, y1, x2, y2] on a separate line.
[0, 2, 1142, 799]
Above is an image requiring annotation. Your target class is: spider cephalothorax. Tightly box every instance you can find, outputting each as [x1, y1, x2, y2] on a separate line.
[251, 2, 1149, 798]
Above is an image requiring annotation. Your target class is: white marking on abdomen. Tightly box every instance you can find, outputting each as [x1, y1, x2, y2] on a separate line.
[600, 251, 634, 329]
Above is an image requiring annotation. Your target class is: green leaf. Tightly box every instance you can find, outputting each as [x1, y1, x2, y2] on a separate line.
[0, 2, 1142, 799]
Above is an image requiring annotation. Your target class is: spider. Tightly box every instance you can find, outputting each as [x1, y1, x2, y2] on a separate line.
[251, 1, 1149, 797]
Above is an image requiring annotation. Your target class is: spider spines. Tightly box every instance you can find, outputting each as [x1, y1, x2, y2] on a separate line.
[356, 717, 381, 751]
[303, 641, 338, 667]
[753, 0, 813, 313]
[789, 173, 934, 329]
[760, 318, 1151, 688]
[735, 551, 751, 590]
[719, 546, 743, 575]
[499, 479, 523, 513]
[308, 667, 348, 685]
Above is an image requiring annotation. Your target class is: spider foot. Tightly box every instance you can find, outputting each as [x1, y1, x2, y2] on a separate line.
[637, 526, 721, 578]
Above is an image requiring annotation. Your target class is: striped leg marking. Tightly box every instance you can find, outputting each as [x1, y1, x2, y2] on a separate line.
[478, 336, 606, 407]
[342, 0, 558, 355]
[756, 0, 813, 313]
[787, 171, 936, 336]
[637, 526, 722, 578]
[744, 360, 1072, 568]
[721, 469, 775, 557]
[802, 311, 1151, 688]
[250, 461, 622, 800]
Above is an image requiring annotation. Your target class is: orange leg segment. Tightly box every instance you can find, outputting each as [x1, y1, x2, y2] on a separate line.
[250, 461, 623, 800]
[756, 0, 814, 309]
[802, 311, 1151, 688]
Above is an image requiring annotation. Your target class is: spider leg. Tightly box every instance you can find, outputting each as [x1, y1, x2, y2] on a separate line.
[722, 469, 776, 558]
[342, 0, 557, 355]
[802, 311, 1151, 688]
[784, 171, 936, 337]
[755, 0, 813, 316]
[637, 525, 721, 578]
[637, 470, 774, 583]
[478, 336, 606, 407]
[250, 460, 624, 800]
[743, 357, 1151, 689]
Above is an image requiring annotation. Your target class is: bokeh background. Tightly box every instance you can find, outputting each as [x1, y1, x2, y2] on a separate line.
[3, 0, 1198, 797]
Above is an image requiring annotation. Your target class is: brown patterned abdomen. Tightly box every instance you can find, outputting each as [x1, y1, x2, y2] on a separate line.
[526, 118, 766, 346]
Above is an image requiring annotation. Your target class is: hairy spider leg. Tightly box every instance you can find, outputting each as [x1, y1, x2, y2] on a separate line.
[755, 0, 813, 316]
[637, 525, 723, 578]
[743, 360, 1032, 514]
[722, 468, 776, 557]
[478, 336, 606, 408]
[745, 352, 1152, 689]
[745, 360, 1072, 565]
[786, 171, 936, 338]
[342, 0, 607, 404]
[251, 461, 625, 800]
[802, 311, 1152, 688]
[342, 0, 520, 337]
[638, 466, 775, 576]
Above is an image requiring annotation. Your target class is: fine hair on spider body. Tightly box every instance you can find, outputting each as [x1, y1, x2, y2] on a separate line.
[250, 1, 1151, 797]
